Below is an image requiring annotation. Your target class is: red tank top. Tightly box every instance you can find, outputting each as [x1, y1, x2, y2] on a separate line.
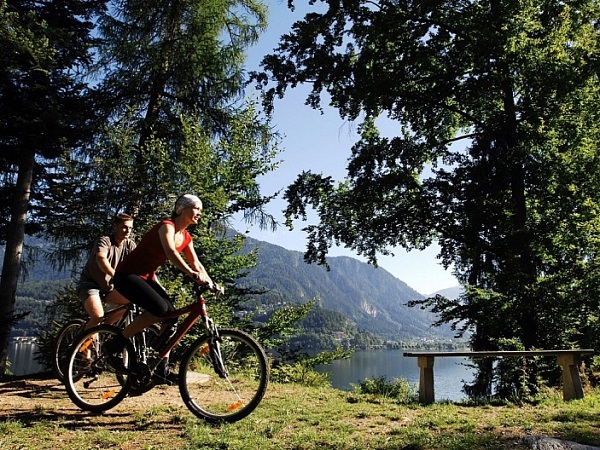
[116, 219, 192, 280]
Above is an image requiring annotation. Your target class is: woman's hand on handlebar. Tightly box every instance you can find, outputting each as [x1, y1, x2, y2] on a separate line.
[194, 280, 225, 295]
[190, 271, 209, 284]
[190, 272, 224, 295]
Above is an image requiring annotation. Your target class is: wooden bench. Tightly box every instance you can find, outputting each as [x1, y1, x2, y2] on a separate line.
[403, 349, 595, 404]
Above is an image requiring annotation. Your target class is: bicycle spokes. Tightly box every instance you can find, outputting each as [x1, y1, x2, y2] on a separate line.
[179, 329, 269, 423]
[64, 325, 132, 413]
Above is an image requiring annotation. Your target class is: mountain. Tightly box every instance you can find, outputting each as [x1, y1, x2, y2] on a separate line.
[4, 235, 461, 343]
[0, 236, 72, 281]
[241, 238, 459, 342]
[431, 285, 462, 300]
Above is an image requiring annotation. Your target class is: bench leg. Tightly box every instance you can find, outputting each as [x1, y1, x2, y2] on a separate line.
[556, 354, 584, 401]
[417, 356, 435, 404]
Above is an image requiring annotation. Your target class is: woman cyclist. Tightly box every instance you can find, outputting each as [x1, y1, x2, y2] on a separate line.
[109, 194, 215, 383]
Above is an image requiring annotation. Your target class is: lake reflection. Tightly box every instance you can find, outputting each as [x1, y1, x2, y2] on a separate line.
[316, 349, 475, 401]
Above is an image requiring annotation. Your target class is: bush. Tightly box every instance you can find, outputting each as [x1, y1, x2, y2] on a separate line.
[352, 376, 418, 404]
[270, 362, 331, 387]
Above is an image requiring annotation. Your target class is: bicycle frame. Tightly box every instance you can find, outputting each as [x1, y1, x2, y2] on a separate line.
[153, 293, 212, 361]
[106, 303, 133, 326]
[110, 303, 155, 365]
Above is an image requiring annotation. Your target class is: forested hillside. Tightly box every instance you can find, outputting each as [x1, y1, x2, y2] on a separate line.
[12, 281, 70, 337]
[2, 239, 73, 337]
[6, 236, 460, 346]
[240, 238, 459, 344]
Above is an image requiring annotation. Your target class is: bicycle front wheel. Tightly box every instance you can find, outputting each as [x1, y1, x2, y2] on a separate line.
[64, 325, 133, 413]
[52, 319, 85, 382]
[179, 328, 269, 423]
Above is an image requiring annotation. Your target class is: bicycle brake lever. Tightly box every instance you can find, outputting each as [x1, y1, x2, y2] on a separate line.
[212, 282, 225, 296]
[194, 281, 224, 296]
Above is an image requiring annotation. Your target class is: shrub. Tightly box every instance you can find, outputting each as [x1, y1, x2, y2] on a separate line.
[352, 376, 418, 404]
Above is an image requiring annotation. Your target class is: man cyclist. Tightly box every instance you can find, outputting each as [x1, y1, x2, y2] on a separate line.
[77, 213, 136, 330]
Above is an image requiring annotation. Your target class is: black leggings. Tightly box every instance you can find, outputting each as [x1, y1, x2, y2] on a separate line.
[113, 272, 175, 317]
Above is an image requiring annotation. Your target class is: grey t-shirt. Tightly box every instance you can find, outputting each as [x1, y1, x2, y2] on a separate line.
[79, 236, 136, 293]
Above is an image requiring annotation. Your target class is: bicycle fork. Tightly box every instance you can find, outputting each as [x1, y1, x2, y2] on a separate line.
[207, 335, 228, 378]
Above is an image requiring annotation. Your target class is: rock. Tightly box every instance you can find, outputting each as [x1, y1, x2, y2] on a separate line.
[522, 436, 600, 450]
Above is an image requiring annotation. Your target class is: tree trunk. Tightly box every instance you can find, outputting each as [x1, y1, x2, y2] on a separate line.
[500, 72, 538, 350]
[0, 151, 35, 373]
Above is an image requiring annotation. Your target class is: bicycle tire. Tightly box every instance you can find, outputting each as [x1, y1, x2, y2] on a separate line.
[64, 325, 134, 413]
[52, 319, 86, 382]
[179, 328, 269, 423]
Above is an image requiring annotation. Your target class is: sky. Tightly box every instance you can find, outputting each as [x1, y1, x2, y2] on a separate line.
[233, 0, 459, 296]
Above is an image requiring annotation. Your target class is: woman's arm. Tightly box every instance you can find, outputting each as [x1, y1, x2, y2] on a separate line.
[158, 223, 211, 284]
[158, 223, 195, 275]
[182, 243, 212, 285]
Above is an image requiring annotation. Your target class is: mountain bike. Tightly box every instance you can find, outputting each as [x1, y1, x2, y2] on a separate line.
[52, 303, 158, 383]
[63, 282, 269, 423]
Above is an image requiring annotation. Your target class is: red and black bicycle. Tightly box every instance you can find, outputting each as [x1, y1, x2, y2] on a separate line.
[63, 283, 269, 423]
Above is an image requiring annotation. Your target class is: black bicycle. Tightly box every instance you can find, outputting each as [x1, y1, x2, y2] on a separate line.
[63, 283, 269, 423]
[52, 304, 158, 383]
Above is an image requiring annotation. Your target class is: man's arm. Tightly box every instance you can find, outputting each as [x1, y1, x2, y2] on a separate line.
[96, 252, 115, 277]
[95, 237, 115, 277]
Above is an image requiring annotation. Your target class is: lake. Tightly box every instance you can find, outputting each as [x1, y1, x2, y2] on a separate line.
[8, 342, 475, 401]
[316, 349, 475, 401]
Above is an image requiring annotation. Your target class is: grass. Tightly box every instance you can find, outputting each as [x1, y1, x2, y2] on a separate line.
[1, 380, 600, 449]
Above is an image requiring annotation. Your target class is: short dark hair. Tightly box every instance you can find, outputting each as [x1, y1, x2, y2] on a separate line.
[113, 213, 133, 225]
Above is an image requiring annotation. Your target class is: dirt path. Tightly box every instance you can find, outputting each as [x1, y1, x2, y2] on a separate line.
[0, 373, 192, 445]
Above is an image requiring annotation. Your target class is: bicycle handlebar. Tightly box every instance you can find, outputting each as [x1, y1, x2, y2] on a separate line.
[194, 281, 225, 296]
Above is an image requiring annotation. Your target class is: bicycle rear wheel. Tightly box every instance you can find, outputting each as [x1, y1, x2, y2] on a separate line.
[64, 325, 133, 413]
[52, 319, 85, 382]
[179, 328, 269, 423]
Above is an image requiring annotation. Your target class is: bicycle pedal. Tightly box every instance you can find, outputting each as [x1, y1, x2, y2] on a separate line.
[132, 362, 150, 382]
[83, 374, 99, 388]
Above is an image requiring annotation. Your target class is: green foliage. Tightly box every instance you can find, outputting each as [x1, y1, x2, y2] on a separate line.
[256, 0, 600, 395]
[95, 0, 268, 139]
[271, 347, 351, 387]
[352, 375, 418, 405]
[47, 104, 280, 271]
[256, 300, 314, 350]
[270, 362, 331, 387]
[35, 0, 279, 274]
[0, 0, 100, 239]
[0, 0, 105, 364]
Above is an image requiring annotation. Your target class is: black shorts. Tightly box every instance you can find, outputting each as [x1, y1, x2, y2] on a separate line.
[113, 272, 175, 317]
